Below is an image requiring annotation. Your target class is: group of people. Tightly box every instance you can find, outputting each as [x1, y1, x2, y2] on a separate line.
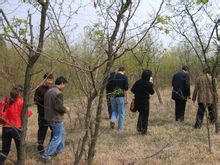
[172, 66, 215, 128]
[106, 65, 216, 136]
[106, 67, 155, 135]
[0, 65, 216, 163]
[0, 73, 69, 164]
[35, 74, 69, 161]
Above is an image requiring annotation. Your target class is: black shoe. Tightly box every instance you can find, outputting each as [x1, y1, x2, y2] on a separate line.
[141, 129, 147, 135]
[194, 125, 201, 129]
[110, 122, 115, 129]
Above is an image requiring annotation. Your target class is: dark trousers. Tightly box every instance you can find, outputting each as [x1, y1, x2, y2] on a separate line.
[0, 127, 21, 164]
[194, 103, 215, 128]
[38, 117, 52, 155]
[175, 99, 186, 121]
[137, 104, 149, 135]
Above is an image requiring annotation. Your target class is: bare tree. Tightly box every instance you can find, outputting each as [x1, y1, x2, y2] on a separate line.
[1, 0, 49, 164]
[47, 0, 165, 164]
[167, 0, 219, 151]
[130, 36, 164, 104]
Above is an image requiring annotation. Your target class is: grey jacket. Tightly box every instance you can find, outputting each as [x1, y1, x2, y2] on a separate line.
[44, 87, 67, 121]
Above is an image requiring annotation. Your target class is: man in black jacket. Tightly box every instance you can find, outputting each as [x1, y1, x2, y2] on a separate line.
[172, 65, 190, 122]
[34, 73, 54, 155]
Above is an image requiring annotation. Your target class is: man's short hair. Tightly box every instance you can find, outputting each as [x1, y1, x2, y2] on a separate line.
[55, 76, 68, 85]
[182, 65, 188, 71]
[43, 73, 54, 79]
[118, 66, 125, 72]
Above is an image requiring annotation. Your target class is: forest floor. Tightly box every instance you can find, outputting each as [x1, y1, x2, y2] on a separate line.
[2, 89, 220, 165]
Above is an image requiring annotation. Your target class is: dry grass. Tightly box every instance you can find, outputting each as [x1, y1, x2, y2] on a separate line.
[1, 89, 220, 165]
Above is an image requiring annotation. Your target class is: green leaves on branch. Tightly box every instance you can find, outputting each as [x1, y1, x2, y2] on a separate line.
[196, 0, 209, 5]
[157, 15, 171, 34]
[2, 17, 29, 38]
[84, 22, 104, 40]
[107, 88, 124, 99]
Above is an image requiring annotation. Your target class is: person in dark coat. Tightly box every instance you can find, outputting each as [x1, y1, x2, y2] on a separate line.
[106, 72, 116, 119]
[131, 69, 155, 135]
[34, 73, 54, 155]
[172, 65, 190, 122]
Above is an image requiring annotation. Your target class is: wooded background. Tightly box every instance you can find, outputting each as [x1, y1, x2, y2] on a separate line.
[0, 0, 220, 164]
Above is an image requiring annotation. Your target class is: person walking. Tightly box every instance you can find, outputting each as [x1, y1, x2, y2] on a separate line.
[109, 67, 128, 132]
[106, 72, 116, 119]
[0, 85, 32, 165]
[172, 65, 190, 122]
[131, 69, 155, 135]
[34, 73, 54, 155]
[41, 76, 69, 161]
[192, 68, 215, 128]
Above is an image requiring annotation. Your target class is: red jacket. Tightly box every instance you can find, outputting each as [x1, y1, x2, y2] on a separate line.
[0, 96, 32, 128]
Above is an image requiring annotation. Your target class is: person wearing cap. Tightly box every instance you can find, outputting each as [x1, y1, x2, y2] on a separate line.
[172, 65, 190, 122]
[42, 76, 69, 161]
[0, 85, 32, 164]
[34, 73, 54, 155]
[192, 68, 215, 128]
[109, 67, 128, 132]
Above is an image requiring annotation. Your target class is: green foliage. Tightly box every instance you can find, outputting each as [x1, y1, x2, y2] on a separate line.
[157, 15, 172, 34]
[0, 43, 26, 97]
[2, 17, 29, 38]
[157, 15, 167, 25]
[84, 22, 104, 40]
[196, 0, 209, 5]
[108, 88, 124, 99]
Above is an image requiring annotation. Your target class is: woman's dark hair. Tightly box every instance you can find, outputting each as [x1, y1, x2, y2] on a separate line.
[141, 69, 152, 81]
[9, 84, 23, 105]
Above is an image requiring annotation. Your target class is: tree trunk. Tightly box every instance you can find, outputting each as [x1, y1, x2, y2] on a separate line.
[74, 94, 97, 165]
[17, 1, 49, 164]
[87, 82, 106, 165]
[205, 106, 212, 152]
[17, 63, 33, 165]
[154, 85, 163, 104]
[215, 45, 220, 133]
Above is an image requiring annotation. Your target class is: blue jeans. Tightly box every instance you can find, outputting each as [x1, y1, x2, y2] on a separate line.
[45, 121, 64, 157]
[110, 97, 125, 131]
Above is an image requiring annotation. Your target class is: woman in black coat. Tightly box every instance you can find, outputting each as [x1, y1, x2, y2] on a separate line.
[131, 69, 155, 135]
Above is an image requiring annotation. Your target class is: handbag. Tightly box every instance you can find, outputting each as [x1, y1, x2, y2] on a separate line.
[130, 98, 137, 112]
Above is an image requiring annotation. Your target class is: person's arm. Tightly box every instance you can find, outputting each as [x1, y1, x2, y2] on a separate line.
[192, 78, 199, 102]
[124, 91, 128, 104]
[54, 93, 67, 113]
[131, 82, 136, 94]
[124, 77, 129, 104]
[185, 73, 191, 97]
[34, 88, 43, 106]
[149, 83, 155, 95]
